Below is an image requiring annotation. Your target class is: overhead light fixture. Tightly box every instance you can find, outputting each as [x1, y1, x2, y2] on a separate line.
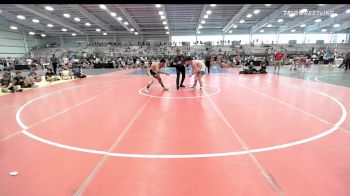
[198, 25, 203, 29]
[318, 4, 325, 6]
[247, 14, 252, 18]
[62, 28, 67, 32]
[32, 19, 40, 23]
[117, 17, 123, 21]
[103, 32, 107, 35]
[85, 22, 91, 26]
[96, 28, 101, 32]
[291, 29, 296, 32]
[165, 26, 168, 29]
[47, 24, 54, 27]
[197, 31, 201, 34]
[300, 24, 306, 27]
[278, 19, 283, 23]
[45, 6, 54, 11]
[315, 19, 322, 23]
[289, 13, 296, 17]
[110, 12, 116, 17]
[155, 4, 161, 8]
[162, 21, 167, 25]
[239, 19, 245, 23]
[124, 22, 129, 25]
[135, 32, 138, 35]
[253, 10, 260, 14]
[333, 24, 340, 27]
[267, 24, 272, 27]
[201, 20, 206, 24]
[346, 9, 350, 13]
[204, 15, 208, 19]
[166, 31, 169, 34]
[233, 25, 238, 28]
[321, 29, 327, 32]
[17, 15, 25, 20]
[229, 30, 232, 33]
[260, 29, 264, 32]
[99, 4, 107, 10]
[300, 9, 308, 14]
[206, 10, 212, 15]
[265, 4, 272, 6]
[41, 34, 46, 37]
[210, 4, 216, 7]
[72, 33, 76, 36]
[29, 32, 35, 35]
[44, 6, 54, 11]
[63, 13, 71, 18]
[159, 11, 164, 15]
[161, 15, 165, 20]
[130, 28, 134, 32]
[10, 26, 18, 30]
[74, 17, 80, 22]
[330, 13, 338, 17]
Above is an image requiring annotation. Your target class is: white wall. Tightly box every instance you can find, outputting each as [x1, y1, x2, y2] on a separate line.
[0, 25, 58, 58]
[0, 27, 27, 58]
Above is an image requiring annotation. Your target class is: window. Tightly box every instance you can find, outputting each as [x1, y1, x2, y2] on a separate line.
[330, 33, 347, 43]
[305, 34, 332, 44]
[171, 36, 196, 46]
[197, 35, 223, 45]
[224, 35, 250, 45]
[251, 34, 278, 44]
[278, 34, 304, 44]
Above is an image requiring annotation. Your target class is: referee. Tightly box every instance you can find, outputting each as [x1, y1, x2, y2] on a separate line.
[204, 52, 212, 74]
[173, 49, 186, 90]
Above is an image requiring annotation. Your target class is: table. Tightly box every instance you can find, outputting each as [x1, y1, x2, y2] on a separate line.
[15, 64, 30, 70]
[93, 63, 114, 69]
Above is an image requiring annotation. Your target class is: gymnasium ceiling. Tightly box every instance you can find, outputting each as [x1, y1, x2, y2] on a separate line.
[0, 4, 349, 38]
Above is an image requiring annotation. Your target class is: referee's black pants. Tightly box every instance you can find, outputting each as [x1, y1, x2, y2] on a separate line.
[176, 66, 186, 87]
[205, 61, 211, 74]
[345, 59, 350, 71]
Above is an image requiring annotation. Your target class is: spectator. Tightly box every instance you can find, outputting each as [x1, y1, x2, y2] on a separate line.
[45, 68, 60, 82]
[1, 72, 16, 93]
[274, 50, 284, 74]
[13, 71, 29, 89]
[28, 64, 42, 83]
[72, 62, 86, 78]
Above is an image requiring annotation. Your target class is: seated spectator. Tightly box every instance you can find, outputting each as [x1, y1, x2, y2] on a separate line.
[28, 64, 42, 83]
[1, 72, 22, 93]
[45, 68, 60, 82]
[259, 60, 267, 73]
[3, 60, 12, 71]
[72, 62, 86, 79]
[60, 68, 72, 80]
[13, 71, 30, 89]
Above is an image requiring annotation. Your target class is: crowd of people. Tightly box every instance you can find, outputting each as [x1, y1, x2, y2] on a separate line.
[1, 43, 350, 94]
[0, 59, 87, 94]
